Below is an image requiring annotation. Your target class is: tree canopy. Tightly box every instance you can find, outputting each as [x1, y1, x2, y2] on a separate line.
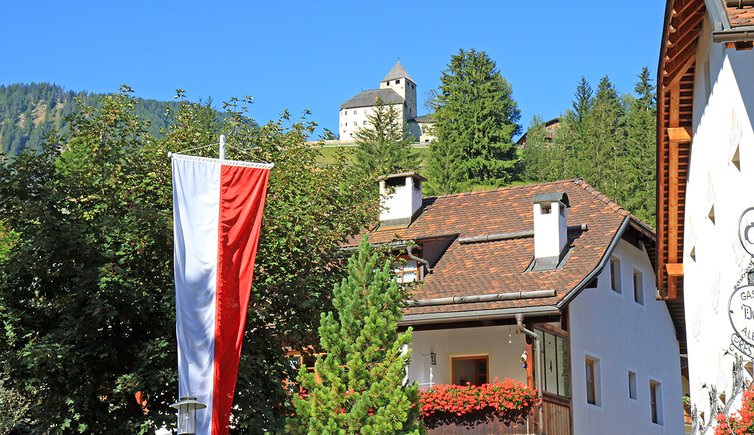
[427, 49, 521, 194]
[520, 69, 657, 227]
[0, 87, 378, 433]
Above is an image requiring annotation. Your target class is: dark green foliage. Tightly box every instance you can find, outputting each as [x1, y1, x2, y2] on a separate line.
[521, 70, 657, 227]
[427, 49, 521, 194]
[292, 237, 422, 434]
[0, 88, 378, 433]
[353, 98, 416, 179]
[0, 83, 182, 156]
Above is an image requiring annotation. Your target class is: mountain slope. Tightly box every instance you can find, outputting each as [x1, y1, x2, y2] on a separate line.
[0, 83, 181, 155]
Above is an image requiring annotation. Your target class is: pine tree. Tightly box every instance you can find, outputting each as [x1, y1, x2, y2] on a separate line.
[353, 98, 416, 179]
[427, 49, 521, 194]
[292, 236, 422, 434]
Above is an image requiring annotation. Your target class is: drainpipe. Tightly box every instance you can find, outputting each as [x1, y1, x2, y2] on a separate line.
[516, 313, 544, 435]
[406, 245, 431, 274]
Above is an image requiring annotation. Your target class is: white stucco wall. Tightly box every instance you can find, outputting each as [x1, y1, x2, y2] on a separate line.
[683, 15, 754, 433]
[569, 239, 683, 434]
[407, 325, 528, 388]
[379, 176, 422, 223]
[339, 103, 405, 142]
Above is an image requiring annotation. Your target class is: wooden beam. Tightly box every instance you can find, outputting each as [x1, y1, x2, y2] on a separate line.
[666, 52, 697, 88]
[668, 127, 692, 142]
[668, 83, 681, 275]
[668, 276, 679, 300]
[666, 263, 685, 276]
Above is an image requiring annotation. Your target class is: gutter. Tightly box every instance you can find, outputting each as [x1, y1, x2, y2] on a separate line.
[399, 305, 560, 326]
[407, 289, 556, 307]
[713, 26, 754, 42]
[556, 216, 631, 309]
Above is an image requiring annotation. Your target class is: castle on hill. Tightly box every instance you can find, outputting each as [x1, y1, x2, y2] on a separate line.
[338, 61, 435, 144]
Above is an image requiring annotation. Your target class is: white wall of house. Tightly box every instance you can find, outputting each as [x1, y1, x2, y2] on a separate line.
[339, 104, 405, 142]
[569, 239, 683, 435]
[683, 15, 754, 432]
[407, 325, 528, 388]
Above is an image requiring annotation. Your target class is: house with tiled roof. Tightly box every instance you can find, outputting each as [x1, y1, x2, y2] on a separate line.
[655, 0, 754, 432]
[338, 61, 435, 143]
[353, 173, 684, 434]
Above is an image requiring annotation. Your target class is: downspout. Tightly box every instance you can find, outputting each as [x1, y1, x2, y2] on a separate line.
[515, 313, 544, 435]
[406, 245, 431, 274]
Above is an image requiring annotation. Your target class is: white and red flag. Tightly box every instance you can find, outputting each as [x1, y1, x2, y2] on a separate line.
[171, 153, 273, 435]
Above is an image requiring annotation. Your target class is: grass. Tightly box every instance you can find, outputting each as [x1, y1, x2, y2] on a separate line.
[317, 143, 432, 170]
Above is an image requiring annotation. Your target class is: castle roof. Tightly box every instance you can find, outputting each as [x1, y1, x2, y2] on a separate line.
[340, 89, 403, 109]
[383, 61, 414, 83]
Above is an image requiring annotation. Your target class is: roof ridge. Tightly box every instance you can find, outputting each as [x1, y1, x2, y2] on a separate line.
[571, 178, 629, 217]
[571, 179, 655, 232]
[424, 179, 578, 201]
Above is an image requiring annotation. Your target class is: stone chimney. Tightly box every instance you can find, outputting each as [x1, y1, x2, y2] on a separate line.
[532, 192, 570, 270]
[378, 172, 426, 227]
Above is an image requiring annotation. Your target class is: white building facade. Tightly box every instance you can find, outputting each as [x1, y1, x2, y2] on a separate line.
[657, 1, 754, 432]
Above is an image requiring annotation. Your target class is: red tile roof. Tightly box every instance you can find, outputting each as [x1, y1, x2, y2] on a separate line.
[726, 3, 754, 27]
[354, 180, 651, 322]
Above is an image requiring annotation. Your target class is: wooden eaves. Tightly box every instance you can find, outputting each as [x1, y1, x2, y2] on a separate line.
[656, 0, 705, 301]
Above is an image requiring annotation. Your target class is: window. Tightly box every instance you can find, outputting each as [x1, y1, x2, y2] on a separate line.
[286, 351, 323, 392]
[536, 328, 571, 398]
[610, 256, 621, 293]
[395, 79, 400, 84]
[363, 120, 367, 125]
[354, 109, 357, 114]
[345, 122, 348, 126]
[452, 356, 488, 386]
[650, 380, 663, 424]
[628, 371, 637, 400]
[633, 269, 644, 305]
[585, 357, 601, 405]
[393, 259, 419, 283]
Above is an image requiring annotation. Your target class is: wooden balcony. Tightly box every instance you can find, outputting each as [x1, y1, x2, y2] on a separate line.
[424, 395, 571, 435]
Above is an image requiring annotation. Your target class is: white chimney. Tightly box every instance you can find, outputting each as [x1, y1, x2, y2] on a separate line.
[532, 192, 570, 269]
[378, 172, 426, 227]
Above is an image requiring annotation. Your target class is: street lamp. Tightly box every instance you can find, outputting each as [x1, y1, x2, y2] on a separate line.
[170, 396, 206, 435]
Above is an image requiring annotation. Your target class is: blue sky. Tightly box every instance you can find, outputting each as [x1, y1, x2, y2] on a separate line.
[1, 1, 665, 139]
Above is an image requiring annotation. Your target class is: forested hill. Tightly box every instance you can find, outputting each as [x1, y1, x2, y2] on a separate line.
[0, 83, 181, 155]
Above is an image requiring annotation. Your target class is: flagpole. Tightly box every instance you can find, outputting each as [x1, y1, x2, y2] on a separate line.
[219, 135, 226, 160]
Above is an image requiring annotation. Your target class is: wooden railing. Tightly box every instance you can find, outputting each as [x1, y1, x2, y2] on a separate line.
[542, 394, 572, 435]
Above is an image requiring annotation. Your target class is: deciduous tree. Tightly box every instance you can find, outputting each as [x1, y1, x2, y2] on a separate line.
[0, 88, 378, 433]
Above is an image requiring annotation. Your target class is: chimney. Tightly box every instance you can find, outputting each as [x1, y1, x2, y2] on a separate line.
[378, 172, 426, 227]
[532, 192, 570, 270]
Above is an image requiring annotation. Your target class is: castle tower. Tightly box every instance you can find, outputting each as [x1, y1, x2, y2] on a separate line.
[379, 61, 417, 121]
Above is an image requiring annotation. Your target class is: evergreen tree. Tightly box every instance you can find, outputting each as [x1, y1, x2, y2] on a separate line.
[588, 76, 626, 202]
[427, 49, 521, 194]
[622, 67, 657, 226]
[519, 69, 657, 226]
[292, 236, 421, 434]
[353, 98, 416, 179]
[521, 115, 550, 182]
